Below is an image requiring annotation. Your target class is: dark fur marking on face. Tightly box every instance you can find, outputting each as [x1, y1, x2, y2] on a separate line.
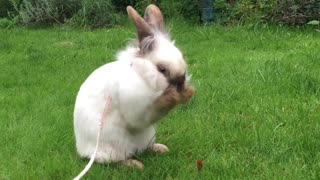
[157, 64, 186, 91]
[157, 64, 169, 77]
[169, 74, 186, 91]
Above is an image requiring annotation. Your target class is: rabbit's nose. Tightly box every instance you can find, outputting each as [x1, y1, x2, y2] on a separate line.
[169, 75, 185, 91]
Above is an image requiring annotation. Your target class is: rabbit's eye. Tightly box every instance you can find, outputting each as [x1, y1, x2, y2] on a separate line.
[157, 65, 166, 74]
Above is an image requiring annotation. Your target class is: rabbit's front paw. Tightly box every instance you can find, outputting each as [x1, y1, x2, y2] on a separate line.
[155, 87, 180, 110]
[180, 86, 195, 103]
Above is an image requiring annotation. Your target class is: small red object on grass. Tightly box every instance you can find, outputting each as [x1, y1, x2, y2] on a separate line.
[196, 160, 203, 171]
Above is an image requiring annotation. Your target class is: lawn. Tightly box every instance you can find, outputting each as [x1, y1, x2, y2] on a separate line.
[0, 23, 320, 179]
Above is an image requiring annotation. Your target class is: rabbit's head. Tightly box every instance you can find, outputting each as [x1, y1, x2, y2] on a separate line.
[127, 5, 187, 91]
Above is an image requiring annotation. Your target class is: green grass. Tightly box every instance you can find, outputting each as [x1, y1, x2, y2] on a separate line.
[1, 24, 320, 179]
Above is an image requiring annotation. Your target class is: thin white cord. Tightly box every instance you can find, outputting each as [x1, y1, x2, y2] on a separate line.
[74, 96, 112, 180]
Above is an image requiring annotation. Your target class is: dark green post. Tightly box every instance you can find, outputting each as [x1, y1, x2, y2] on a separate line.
[200, 0, 214, 24]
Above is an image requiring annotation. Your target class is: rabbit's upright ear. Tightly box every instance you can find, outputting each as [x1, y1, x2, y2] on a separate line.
[127, 6, 153, 43]
[144, 4, 164, 32]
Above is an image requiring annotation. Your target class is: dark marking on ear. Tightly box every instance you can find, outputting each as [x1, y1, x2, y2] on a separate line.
[144, 4, 165, 32]
[127, 6, 153, 43]
[140, 36, 155, 55]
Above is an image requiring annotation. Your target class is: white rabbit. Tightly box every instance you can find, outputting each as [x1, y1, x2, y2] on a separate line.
[73, 4, 194, 169]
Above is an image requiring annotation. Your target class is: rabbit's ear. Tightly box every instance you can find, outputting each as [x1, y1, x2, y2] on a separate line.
[144, 4, 164, 32]
[127, 6, 153, 43]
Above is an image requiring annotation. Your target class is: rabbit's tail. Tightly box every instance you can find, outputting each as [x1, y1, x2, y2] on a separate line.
[73, 96, 112, 180]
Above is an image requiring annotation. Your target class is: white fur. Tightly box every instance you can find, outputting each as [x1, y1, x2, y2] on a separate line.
[73, 4, 190, 164]
[73, 35, 184, 162]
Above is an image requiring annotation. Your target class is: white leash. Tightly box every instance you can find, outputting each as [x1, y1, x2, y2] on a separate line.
[74, 96, 112, 180]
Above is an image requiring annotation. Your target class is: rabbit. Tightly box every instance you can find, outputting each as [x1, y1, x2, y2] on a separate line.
[73, 4, 194, 169]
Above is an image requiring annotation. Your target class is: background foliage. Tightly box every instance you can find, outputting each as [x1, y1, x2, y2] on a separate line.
[214, 0, 320, 25]
[0, 0, 319, 28]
